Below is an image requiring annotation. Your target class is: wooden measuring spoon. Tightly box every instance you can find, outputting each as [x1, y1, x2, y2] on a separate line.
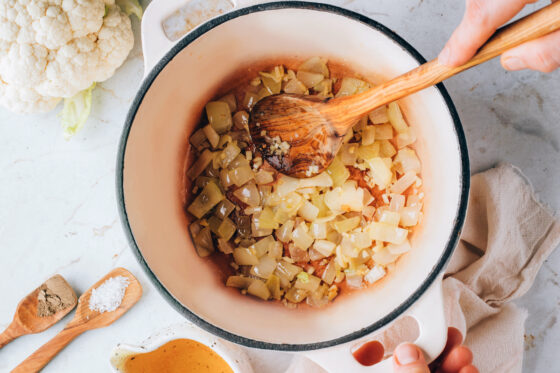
[249, 1, 560, 178]
[0, 275, 77, 349]
[11, 267, 142, 373]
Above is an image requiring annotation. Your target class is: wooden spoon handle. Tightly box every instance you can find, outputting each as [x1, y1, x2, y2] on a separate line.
[335, 1, 560, 121]
[11, 326, 84, 373]
[0, 322, 24, 349]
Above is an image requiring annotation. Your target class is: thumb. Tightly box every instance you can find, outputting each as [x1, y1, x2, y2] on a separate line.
[393, 343, 430, 373]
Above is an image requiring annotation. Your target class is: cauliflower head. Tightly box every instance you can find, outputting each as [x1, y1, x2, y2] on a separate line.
[0, 0, 134, 113]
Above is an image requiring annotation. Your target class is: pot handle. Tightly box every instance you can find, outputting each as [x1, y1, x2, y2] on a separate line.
[303, 276, 447, 373]
[141, 0, 260, 75]
[140, 0, 185, 74]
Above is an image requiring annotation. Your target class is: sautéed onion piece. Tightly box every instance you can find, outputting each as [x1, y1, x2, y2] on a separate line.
[185, 57, 423, 307]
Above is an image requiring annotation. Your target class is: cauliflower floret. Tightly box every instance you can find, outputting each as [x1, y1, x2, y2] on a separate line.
[0, 0, 134, 113]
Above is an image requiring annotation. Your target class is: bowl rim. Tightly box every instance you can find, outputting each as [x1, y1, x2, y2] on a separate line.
[116, 0, 470, 351]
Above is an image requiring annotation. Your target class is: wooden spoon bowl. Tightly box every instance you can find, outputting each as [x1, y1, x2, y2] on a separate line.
[0, 275, 77, 349]
[12, 267, 142, 373]
[250, 94, 349, 178]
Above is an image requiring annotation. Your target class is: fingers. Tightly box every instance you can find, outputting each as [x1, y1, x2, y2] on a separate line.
[440, 346, 473, 373]
[459, 365, 479, 373]
[429, 327, 463, 371]
[501, 29, 560, 72]
[393, 343, 430, 373]
[439, 0, 538, 66]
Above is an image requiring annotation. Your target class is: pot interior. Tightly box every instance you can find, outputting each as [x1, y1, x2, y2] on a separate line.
[121, 5, 466, 346]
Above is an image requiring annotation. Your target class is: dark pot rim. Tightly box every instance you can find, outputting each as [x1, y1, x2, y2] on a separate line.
[116, 1, 470, 351]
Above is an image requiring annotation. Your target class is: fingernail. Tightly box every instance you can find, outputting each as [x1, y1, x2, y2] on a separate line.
[502, 56, 524, 70]
[438, 46, 451, 65]
[395, 344, 420, 365]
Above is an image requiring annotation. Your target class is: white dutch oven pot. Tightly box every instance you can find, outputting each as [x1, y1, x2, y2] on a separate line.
[117, 1, 470, 372]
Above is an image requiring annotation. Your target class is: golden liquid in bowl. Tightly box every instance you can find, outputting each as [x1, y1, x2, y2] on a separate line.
[117, 338, 233, 373]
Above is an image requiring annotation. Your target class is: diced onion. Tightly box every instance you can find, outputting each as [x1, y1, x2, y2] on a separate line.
[275, 260, 303, 284]
[387, 102, 408, 133]
[252, 213, 273, 237]
[284, 78, 308, 95]
[299, 57, 329, 77]
[187, 149, 214, 180]
[362, 205, 376, 219]
[361, 126, 376, 146]
[276, 175, 300, 196]
[335, 77, 369, 97]
[322, 260, 336, 285]
[367, 222, 408, 245]
[400, 206, 420, 227]
[226, 275, 253, 289]
[345, 273, 363, 288]
[372, 247, 399, 265]
[389, 194, 406, 212]
[395, 148, 421, 174]
[298, 201, 319, 221]
[313, 240, 336, 257]
[247, 279, 270, 300]
[310, 222, 327, 239]
[218, 93, 237, 112]
[351, 232, 372, 249]
[267, 241, 283, 259]
[299, 172, 333, 188]
[340, 143, 359, 165]
[396, 128, 417, 149]
[255, 170, 274, 184]
[358, 142, 380, 161]
[257, 206, 279, 229]
[295, 272, 321, 291]
[233, 111, 249, 130]
[206, 101, 233, 134]
[203, 124, 220, 148]
[188, 181, 224, 219]
[230, 165, 255, 186]
[193, 227, 214, 257]
[364, 265, 386, 284]
[292, 223, 314, 250]
[367, 158, 392, 190]
[233, 181, 261, 207]
[387, 240, 412, 255]
[297, 70, 324, 88]
[266, 275, 282, 300]
[251, 256, 277, 279]
[390, 171, 416, 194]
[378, 140, 396, 158]
[378, 210, 400, 226]
[332, 216, 360, 233]
[276, 220, 295, 242]
[252, 235, 276, 257]
[375, 124, 393, 140]
[326, 157, 350, 187]
[369, 105, 389, 124]
[233, 247, 259, 265]
[285, 287, 307, 303]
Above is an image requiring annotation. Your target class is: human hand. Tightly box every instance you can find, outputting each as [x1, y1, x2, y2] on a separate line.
[392, 327, 478, 373]
[439, 0, 560, 72]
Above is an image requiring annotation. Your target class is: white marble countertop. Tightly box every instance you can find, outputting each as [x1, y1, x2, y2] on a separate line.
[0, 0, 558, 372]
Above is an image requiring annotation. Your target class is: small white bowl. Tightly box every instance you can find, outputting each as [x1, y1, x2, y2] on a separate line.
[109, 322, 254, 373]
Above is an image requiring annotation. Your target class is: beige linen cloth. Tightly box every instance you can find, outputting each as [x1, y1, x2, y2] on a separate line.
[287, 164, 560, 373]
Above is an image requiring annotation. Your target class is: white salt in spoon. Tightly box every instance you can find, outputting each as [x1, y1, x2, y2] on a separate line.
[12, 267, 142, 373]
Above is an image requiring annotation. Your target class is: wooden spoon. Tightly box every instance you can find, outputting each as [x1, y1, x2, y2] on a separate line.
[249, 1, 560, 178]
[11, 267, 142, 373]
[0, 275, 77, 349]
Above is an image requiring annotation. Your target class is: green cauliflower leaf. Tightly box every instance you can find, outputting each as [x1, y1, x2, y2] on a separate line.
[60, 83, 96, 140]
